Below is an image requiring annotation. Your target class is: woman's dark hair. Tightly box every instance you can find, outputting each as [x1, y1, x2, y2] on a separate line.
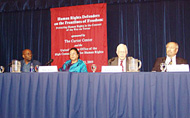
[69, 47, 80, 59]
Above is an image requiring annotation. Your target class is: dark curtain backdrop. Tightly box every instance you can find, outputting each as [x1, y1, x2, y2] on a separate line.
[0, 0, 190, 71]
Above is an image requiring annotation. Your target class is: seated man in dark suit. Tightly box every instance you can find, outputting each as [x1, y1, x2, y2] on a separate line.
[108, 44, 129, 72]
[21, 49, 41, 72]
[152, 42, 187, 72]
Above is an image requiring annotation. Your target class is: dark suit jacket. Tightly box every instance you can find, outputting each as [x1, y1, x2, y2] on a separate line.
[152, 57, 188, 72]
[108, 57, 129, 71]
[21, 60, 42, 72]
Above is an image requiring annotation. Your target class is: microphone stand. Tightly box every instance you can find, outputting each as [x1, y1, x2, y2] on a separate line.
[4, 62, 12, 72]
[45, 59, 54, 66]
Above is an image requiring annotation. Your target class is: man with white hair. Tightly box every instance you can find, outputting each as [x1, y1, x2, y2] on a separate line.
[108, 44, 129, 72]
[152, 42, 188, 72]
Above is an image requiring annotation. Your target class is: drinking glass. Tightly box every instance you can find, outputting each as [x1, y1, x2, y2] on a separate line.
[0, 66, 4, 73]
[160, 63, 166, 72]
[35, 65, 39, 72]
[91, 64, 97, 73]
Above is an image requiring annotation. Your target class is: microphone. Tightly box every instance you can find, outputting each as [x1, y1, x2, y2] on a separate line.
[4, 62, 12, 72]
[45, 59, 53, 65]
[5, 62, 12, 68]
[8, 62, 12, 67]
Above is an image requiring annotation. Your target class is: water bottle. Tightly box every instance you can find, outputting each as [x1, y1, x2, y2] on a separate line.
[30, 63, 34, 72]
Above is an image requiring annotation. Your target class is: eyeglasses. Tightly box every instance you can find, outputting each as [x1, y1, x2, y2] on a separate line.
[118, 51, 126, 53]
[166, 47, 177, 49]
[24, 53, 32, 56]
[69, 53, 77, 56]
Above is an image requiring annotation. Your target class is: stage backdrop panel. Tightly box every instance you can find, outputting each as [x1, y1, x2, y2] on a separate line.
[51, 3, 107, 72]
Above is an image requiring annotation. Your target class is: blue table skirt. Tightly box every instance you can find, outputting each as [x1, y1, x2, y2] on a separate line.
[0, 72, 190, 118]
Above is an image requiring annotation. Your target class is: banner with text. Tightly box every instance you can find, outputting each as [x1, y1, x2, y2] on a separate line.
[51, 3, 107, 72]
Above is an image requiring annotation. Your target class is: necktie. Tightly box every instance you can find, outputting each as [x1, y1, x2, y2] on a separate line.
[169, 59, 172, 65]
[120, 60, 124, 72]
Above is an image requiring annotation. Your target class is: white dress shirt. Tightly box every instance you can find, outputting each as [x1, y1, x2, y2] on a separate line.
[165, 55, 176, 65]
[118, 58, 126, 72]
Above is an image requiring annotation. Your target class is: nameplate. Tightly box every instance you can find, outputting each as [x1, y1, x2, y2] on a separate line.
[167, 64, 189, 72]
[101, 66, 122, 72]
[38, 66, 58, 72]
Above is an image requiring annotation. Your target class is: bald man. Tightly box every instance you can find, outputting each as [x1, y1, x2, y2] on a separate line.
[152, 42, 187, 72]
[21, 49, 41, 72]
[108, 44, 130, 72]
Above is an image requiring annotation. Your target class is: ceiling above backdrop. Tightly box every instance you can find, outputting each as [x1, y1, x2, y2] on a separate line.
[0, 0, 188, 12]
